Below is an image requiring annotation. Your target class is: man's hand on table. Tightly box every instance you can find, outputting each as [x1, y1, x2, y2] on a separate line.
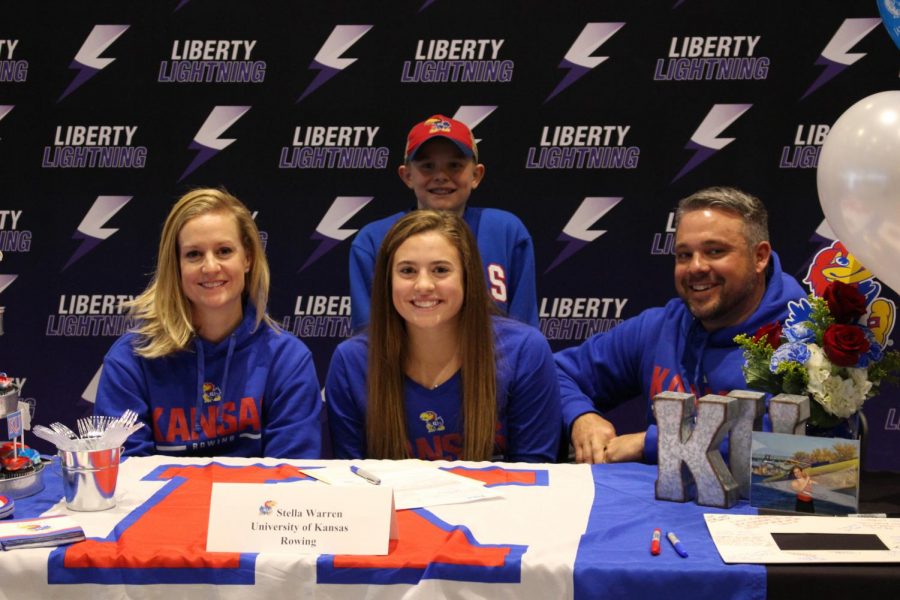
[571, 413, 616, 464]
[605, 431, 646, 463]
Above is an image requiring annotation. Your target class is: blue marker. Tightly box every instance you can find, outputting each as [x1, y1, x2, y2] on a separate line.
[667, 531, 688, 558]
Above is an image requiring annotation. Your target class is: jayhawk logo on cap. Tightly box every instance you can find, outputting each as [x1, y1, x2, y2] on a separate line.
[426, 118, 451, 133]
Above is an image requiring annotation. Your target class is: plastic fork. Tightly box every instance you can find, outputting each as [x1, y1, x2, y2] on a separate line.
[77, 415, 114, 439]
[100, 421, 144, 449]
[115, 409, 138, 429]
[48, 421, 78, 440]
[32, 425, 72, 448]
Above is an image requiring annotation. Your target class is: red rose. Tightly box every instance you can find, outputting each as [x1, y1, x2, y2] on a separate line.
[822, 324, 870, 367]
[752, 321, 783, 349]
[823, 281, 867, 324]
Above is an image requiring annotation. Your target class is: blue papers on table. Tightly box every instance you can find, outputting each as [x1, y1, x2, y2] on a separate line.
[300, 462, 501, 510]
[0, 515, 85, 550]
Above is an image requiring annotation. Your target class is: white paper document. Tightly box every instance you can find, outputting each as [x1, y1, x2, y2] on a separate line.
[300, 462, 501, 510]
[704, 513, 900, 563]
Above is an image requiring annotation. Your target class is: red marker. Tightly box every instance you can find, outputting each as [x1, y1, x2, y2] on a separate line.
[650, 528, 661, 555]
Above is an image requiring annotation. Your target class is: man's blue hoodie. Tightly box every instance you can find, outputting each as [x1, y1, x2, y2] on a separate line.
[555, 251, 805, 462]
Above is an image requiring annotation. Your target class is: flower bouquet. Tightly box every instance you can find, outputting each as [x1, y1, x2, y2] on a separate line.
[735, 281, 900, 431]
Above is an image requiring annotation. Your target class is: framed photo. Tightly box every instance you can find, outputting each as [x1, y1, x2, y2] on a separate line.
[750, 431, 860, 515]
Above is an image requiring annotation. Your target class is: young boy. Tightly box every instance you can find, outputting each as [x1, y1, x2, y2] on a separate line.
[349, 114, 539, 330]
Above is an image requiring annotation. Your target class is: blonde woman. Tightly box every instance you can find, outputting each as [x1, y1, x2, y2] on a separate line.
[327, 210, 559, 462]
[95, 188, 321, 458]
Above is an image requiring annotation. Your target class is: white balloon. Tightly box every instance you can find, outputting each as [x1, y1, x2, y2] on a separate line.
[817, 91, 900, 294]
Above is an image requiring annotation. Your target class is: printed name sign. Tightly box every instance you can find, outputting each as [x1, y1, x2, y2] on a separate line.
[206, 482, 397, 555]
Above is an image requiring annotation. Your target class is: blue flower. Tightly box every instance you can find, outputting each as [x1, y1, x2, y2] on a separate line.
[770, 342, 811, 372]
[784, 322, 816, 344]
[857, 328, 883, 367]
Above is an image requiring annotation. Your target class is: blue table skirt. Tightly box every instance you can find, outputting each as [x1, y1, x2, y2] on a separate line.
[574, 463, 765, 600]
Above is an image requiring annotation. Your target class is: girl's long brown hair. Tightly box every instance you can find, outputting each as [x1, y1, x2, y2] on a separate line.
[366, 210, 497, 460]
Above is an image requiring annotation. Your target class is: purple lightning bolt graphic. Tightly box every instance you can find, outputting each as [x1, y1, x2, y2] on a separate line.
[418, 0, 437, 11]
[546, 23, 624, 103]
[800, 18, 881, 100]
[64, 233, 105, 271]
[300, 234, 345, 272]
[63, 195, 132, 271]
[59, 25, 129, 102]
[801, 57, 848, 101]
[0, 275, 17, 296]
[547, 62, 594, 104]
[546, 197, 622, 274]
[179, 106, 251, 182]
[300, 196, 373, 272]
[672, 141, 720, 184]
[452, 105, 497, 145]
[0, 106, 13, 139]
[297, 25, 373, 103]
[546, 234, 592, 274]
[672, 104, 752, 183]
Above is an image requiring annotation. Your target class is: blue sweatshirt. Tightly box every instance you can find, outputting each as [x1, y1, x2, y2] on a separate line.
[349, 206, 539, 330]
[326, 316, 560, 462]
[95, 304, 322, 458]
[554, 251, 805, 463]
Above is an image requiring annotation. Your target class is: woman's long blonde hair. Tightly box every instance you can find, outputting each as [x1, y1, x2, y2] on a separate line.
[129, 188, 274, 358]
[366, 210, 497, 460]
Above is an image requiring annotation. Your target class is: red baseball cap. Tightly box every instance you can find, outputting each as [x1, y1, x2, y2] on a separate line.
[404, 114, 478, 162]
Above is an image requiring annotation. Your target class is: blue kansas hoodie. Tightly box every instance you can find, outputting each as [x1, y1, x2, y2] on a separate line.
[555, 251, 805, 462]
[95, 304, 322, 458]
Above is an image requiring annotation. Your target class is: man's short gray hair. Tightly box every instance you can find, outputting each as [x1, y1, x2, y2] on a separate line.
[675, 186, 769, 248]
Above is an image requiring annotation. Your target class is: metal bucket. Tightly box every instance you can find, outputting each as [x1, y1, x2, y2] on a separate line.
[58, 447, 122, 511]
[0, 388, 18, 417]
